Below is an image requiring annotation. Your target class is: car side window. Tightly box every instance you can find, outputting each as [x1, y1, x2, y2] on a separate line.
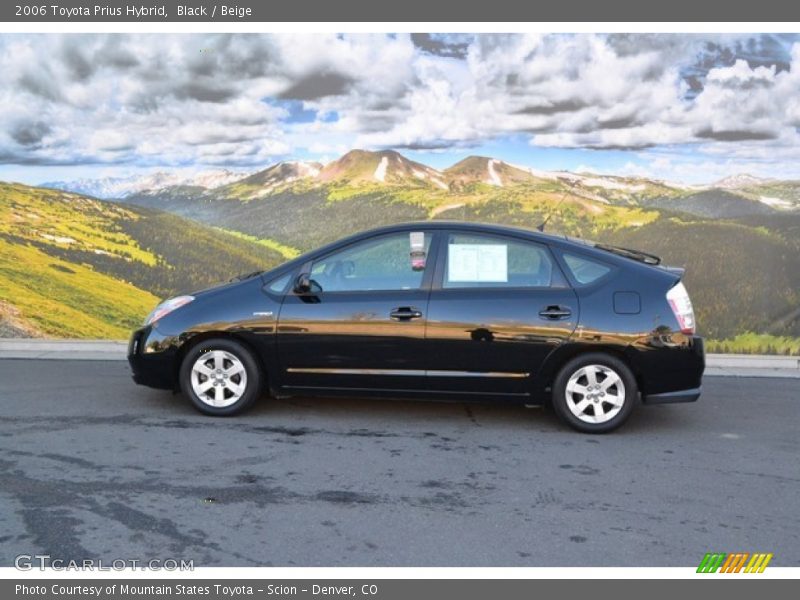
[266, 273, 292, 294]
[309, 232, 432, 292]
[562, 252, 612, 285]
[443, 233, 556, 289]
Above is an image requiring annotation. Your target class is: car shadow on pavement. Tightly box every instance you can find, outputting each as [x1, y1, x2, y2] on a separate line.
[138, 387, 698, 436]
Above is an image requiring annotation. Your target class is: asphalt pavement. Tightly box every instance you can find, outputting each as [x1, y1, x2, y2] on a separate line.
[0, 359, 798, 567]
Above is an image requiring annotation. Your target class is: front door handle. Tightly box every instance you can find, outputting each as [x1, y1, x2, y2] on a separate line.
[539, 305, 572, 320]
[390, 306, 423, 321]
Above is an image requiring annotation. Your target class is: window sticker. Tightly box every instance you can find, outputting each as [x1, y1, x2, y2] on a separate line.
[448, 244, 508, 282]
[409, 231, 425, 250]
[410, 231, 426, 271]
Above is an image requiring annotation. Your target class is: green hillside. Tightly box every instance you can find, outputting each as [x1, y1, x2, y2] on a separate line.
[432, 203, 800, 342]
[640, 189, 775, 218]
[600, 217, 800, 340]
[128, 188, 430, 251]
[0, 236, 158, 338]
[0, 183, 287, 337]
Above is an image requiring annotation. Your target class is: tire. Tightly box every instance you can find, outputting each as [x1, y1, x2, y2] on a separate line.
[179, 338, 263, 416]
[551, 353, 637, 433]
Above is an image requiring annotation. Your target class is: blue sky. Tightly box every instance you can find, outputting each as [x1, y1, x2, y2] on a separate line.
[2, 33, 800, 185]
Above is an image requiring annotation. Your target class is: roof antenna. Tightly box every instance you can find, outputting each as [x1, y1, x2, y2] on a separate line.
[537, 178, 577, 232]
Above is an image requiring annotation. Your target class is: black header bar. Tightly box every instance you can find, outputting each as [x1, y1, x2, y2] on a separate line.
[3, 0, 800, 23]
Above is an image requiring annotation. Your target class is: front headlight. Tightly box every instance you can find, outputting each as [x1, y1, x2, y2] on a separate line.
[144, 295, 194, 326]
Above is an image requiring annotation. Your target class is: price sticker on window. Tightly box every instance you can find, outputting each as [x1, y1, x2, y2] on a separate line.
[448, 244, 508, 282]
[410, 232, 427, 271]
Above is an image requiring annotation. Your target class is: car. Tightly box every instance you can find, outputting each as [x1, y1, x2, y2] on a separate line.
[128, 221, 704, 433]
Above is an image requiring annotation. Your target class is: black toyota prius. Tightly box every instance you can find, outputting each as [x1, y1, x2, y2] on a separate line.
[128, 221, 704, 433]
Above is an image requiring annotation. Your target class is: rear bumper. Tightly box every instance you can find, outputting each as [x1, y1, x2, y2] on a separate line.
[128, 327, 178, 390]
[632, 335, 705, 398]
[643, 387, 701, 404]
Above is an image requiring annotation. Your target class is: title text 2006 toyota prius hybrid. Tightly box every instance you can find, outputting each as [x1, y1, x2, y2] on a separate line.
[129, 222, 704, 433]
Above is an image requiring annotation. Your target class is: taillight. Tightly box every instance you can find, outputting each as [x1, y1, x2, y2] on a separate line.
[666, 281, 695, 335]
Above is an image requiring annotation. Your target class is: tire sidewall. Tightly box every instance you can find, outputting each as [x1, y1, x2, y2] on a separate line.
[179, 339, 262, 416]
[552, 353, 638, 433]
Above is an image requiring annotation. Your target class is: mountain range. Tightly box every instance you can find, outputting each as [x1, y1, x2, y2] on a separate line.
[41, 149, 800, 215]
[42, 168, 252, 200]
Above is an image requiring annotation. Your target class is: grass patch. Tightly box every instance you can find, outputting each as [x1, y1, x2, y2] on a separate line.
[0, 239, 158, 338]
[707, 333, 800, 356]
[213, 227, 300, 259]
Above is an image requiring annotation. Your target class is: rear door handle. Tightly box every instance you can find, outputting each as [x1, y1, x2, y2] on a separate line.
[539, 305, 572, 320]
[390, 306, 423, 320]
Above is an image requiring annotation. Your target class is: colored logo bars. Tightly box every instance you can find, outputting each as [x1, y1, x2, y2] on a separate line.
[697, 553, 773, 573]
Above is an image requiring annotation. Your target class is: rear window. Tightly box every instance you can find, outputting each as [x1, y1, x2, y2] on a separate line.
[562, 253, 612, 285]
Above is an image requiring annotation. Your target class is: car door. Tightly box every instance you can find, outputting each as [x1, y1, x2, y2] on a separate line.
[276, 229, 437, 393]
[424, 230, 579, 396]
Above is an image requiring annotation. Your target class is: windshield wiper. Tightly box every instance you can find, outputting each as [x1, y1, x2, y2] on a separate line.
[230, 270, 263, 282]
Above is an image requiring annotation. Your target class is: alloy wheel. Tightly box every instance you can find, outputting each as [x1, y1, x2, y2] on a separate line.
[565, 364, 626, 424]
[190, 350, 248, 408]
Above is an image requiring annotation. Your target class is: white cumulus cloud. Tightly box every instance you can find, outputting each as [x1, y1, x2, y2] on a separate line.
[0, 32, 799, 173]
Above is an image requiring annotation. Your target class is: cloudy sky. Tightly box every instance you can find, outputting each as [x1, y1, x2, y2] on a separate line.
[2, 32, 800, 184]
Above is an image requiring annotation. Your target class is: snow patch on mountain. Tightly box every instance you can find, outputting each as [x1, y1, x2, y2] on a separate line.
[759, 195, 793, 209]
[432, 177, 449, 190]
[43, 169, 252, 199]
[578, 176, 646, 192]
[714, 174, 770, 189]
[487, 159, 503, 186]
[411, 167, 448, 189]
[373, 156, 389, 182]
[522, 166, 560, 180]
[181, 170, 252, 189]
[286, 161, 321, 179]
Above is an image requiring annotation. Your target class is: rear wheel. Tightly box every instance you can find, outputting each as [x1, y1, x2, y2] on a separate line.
[551, 353, 637, 433]
[179, 339, 262, 416]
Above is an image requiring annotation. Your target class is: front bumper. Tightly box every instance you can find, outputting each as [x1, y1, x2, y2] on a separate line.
[128, 326, 179, 390]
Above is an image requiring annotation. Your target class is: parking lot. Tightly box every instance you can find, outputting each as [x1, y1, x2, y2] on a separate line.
[0, 359, 798, 566]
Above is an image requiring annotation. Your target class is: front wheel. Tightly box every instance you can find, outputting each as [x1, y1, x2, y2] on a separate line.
[551, 353, 637, 433]
[179, 339, 263, 416]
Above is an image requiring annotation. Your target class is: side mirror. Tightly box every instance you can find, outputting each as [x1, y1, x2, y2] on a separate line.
[294, 273, 312, 294]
